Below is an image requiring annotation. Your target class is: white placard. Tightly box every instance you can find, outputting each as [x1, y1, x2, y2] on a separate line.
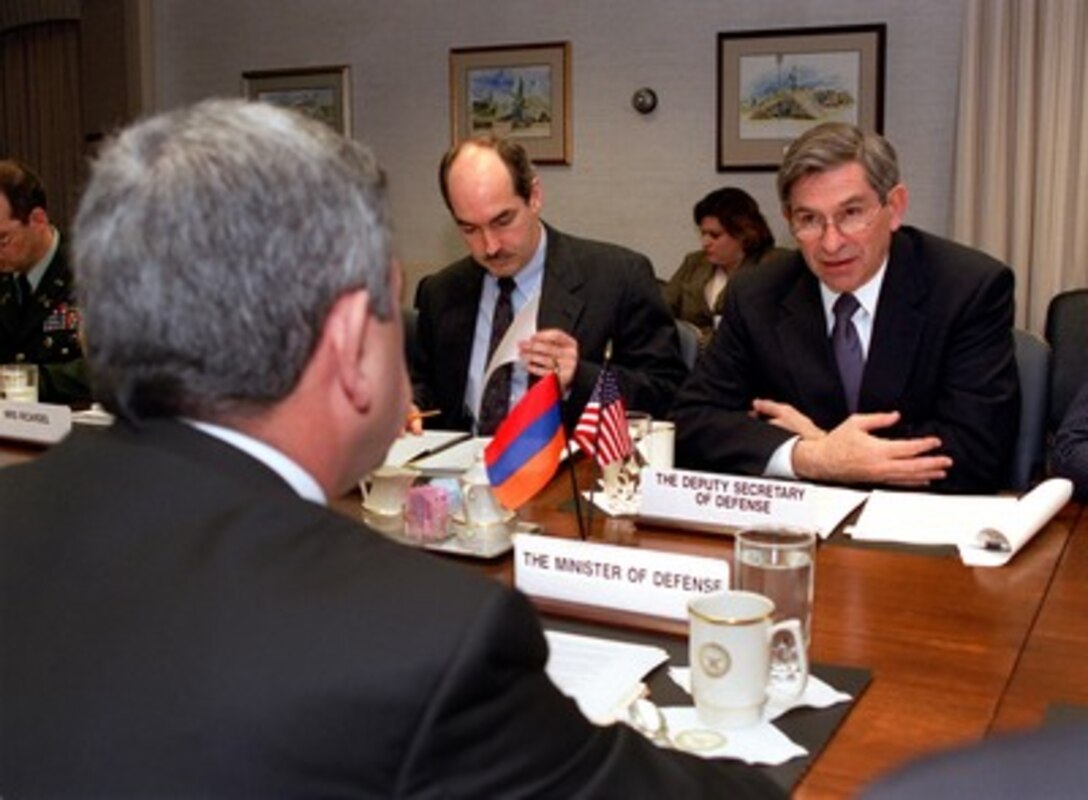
[639, 468, 867, 538]
[0, 400, 72, 444]
[514, 533, 729, 620]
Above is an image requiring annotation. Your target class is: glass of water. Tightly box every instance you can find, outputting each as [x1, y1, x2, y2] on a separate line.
[733, 528, 816, 651]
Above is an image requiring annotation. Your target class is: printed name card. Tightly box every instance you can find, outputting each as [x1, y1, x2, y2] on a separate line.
[514, 533, 729, 620]
[0, 400, 72, 444]
[639, 468, 867, 538]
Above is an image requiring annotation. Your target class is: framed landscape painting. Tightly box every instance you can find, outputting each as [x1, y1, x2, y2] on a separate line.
[450, 42, 571, 164]
[717, 25, 885, 171]
[243, 66, 351, 135]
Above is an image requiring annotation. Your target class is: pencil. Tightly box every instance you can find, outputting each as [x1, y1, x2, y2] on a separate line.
[406, 409, 441, 422]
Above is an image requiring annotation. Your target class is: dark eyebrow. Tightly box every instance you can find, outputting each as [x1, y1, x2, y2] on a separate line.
[792, 192, 872, 216]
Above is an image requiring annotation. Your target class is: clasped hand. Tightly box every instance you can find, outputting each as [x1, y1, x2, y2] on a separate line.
[518, 328, 578, 390]
[752, 398, 953, 487]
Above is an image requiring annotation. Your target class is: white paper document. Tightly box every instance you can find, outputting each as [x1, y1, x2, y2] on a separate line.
[382, 430, 470, 468]
[543, 630, 668, 724]
[481, 290, 540, 388]
[410, 436, 490, 474]
[847, 478, 1073, 567]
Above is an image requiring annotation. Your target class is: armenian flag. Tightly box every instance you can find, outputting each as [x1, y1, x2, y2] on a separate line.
[484, 372, 566, 509]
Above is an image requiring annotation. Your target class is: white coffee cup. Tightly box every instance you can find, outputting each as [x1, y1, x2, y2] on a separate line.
[688, 590, 808, 728]
[0, 363, 38, 403]
[360, 465, 419, 515]
[459, 458, 508, 525]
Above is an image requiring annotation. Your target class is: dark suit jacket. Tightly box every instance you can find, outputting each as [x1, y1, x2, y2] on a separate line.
[413, 224, 688, 431]
[0, 241, 90, 402]
[862, 723, 1088, 799]
[0, 421, 779, 798]
[1052, 377, 1088, 500]
[670, 226, 1019, 493]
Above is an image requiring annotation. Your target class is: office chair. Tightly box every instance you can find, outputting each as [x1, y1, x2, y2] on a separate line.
[1045, 288, 1088, 431]
[1010, 329, 1050, 491]
[675, 319, 700, 370]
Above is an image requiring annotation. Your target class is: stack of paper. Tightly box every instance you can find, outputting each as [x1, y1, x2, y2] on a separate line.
[543, 630, 667, 724]
[382, 430, 473, 470]
[847, 478, 1073, 567]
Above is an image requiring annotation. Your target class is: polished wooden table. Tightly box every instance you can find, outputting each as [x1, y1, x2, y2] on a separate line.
[342, 462, 1084, 799]
[4, 437, 1084, 797]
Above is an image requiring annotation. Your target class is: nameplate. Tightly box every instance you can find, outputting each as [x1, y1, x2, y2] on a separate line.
[0, 400, 72, 444]
[513, 533, 729, 620]
[639, 468, 867, 538]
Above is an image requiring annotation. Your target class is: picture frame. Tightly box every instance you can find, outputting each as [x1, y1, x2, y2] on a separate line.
[242, 65, 351, 136]
[449, 42, 571, 165]
[717, 25, 886, 171]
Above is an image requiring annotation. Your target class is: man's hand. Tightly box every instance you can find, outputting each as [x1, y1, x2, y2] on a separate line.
[791, 411, 953, 487]
[519, 328, 579, 390]
[752, 398, 826, 440]
[405, 402, 424, 435]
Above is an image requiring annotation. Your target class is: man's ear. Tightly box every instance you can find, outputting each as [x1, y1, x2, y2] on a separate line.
[324, 289, 372, 413]
[886, 184, 909, 232]
[528, 176, 544, 215]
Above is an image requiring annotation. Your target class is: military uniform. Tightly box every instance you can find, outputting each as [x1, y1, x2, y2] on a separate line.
[0, 242, 90, 402]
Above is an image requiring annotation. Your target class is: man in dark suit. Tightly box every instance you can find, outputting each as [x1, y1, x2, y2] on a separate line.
[672, 123, 1018, 493]
[0, 100, 780, 798]
[862, 723, 1088, 798]
[411, 135, 686, 433]
[0, 159, 90, 402]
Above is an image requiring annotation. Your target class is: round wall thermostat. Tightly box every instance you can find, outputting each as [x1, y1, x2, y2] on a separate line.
[631, 87, 658, 114]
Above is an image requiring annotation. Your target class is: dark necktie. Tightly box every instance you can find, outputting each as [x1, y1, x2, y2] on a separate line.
[832, 293, 864, 413]
[15, 273, 32, 307]
[476, 276, 517, 435]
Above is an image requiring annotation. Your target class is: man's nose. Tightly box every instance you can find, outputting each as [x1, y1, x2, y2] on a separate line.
[819, 220, 847, 252]
[482, 228, 501, 257]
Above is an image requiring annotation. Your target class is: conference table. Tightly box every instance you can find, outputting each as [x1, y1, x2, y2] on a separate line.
[3, 437, 1085, 797]
[343, 458, 1086, 798]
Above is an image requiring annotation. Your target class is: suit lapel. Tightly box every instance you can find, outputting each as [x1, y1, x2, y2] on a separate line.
[439, 261, 484, 419]
[775, 267, 849, 419]
[862, 235, 928, 410]
[536, 226, 585, 334]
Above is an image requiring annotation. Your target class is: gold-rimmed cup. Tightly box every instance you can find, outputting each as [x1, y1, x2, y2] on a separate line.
[688, 590, 808, 728]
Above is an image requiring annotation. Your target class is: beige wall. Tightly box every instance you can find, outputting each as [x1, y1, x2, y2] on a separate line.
[150, 0, 965, 302]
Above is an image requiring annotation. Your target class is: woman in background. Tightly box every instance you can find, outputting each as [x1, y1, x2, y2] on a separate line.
[663, 187, 781, 347]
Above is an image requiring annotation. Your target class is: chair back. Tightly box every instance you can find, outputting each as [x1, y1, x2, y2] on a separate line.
[1045, 289, 1088, 430]
[1010, 328, 1051, 490]
[676, 319, 700, 370]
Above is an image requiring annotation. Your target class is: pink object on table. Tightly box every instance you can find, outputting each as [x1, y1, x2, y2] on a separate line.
[404, 484, 451, 543]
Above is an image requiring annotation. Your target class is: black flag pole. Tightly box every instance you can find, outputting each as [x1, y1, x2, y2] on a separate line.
[560, 361, 587, 541]
[583, 340, 615, 538]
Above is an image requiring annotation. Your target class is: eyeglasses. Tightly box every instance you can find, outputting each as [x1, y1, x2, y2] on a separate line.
[789, 202, 885, 243]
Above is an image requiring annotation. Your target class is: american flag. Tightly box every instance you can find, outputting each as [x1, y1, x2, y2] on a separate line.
[573, 367, 632, 467]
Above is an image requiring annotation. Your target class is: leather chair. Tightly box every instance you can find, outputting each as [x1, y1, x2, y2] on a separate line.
[1045, 288, 1088, 431]
[1010, 329, 1050, 490]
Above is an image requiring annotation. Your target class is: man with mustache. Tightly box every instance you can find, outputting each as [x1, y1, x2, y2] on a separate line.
[412, 135, 686, 434]
[0, 100, 781, 798]
[672, 122, 1019, 493]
